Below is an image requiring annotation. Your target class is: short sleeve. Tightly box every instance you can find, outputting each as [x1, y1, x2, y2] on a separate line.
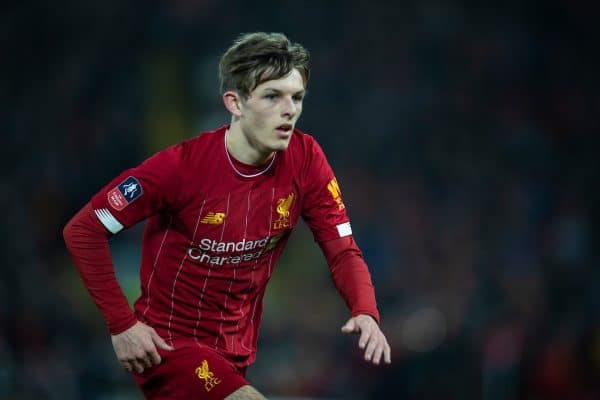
[90, 144, 183, 234]
[301, 139, 352, 243]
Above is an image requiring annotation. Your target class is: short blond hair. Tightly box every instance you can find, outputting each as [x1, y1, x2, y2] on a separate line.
[219, 32, 310, 98]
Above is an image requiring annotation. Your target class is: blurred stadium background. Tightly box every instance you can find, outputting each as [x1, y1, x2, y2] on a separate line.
[2, 0, 599, 399]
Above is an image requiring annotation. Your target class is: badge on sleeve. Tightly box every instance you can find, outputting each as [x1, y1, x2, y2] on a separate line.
[107, 176, 143, 211]
[327, 177, 345, 210]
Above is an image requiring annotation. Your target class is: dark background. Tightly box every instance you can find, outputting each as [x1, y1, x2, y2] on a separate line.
[2, 1, 599, 399]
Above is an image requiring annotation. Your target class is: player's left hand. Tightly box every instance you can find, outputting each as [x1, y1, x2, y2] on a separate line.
[341, 314, 391, 365]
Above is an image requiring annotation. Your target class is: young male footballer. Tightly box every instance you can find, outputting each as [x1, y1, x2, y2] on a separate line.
[63, 32, 391, 399]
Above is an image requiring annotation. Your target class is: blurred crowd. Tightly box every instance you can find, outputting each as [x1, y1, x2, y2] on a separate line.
[2, 1, 599, 399]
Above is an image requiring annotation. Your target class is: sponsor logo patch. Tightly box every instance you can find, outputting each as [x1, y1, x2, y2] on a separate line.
[195, 360, 221, 392]
[201, 212, 226, 225]
[187, 233, 284, 267]
[107, 176, 143, 211]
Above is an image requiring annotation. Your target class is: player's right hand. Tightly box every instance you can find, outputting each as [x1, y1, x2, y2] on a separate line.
[111, 321, 174, 374]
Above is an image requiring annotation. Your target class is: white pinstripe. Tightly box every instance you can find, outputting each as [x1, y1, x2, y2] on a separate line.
[193, 269, 212, 346]
[193, 193, 230, 347]
[240, 187, 275, 352]
[225, 189, 253, 351]
[213, 193, 232, 348]
[245, 246, 276, 350]
[142, 216, 173, 318]
[167, 199, 206, 344]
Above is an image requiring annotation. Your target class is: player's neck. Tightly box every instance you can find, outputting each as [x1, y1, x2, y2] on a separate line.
[226, 125, 274, 166]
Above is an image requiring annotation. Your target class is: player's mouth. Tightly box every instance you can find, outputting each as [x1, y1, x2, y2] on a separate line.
[275, 123, 293, 138]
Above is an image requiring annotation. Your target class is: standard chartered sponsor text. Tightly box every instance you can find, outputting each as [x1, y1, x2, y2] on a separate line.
[188, 236, 280, 266]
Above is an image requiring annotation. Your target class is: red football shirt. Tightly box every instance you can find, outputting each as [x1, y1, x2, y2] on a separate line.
[90, 126, 355, 367]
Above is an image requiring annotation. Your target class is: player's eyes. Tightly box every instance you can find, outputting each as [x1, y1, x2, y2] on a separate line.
[263, 93, 303, 103]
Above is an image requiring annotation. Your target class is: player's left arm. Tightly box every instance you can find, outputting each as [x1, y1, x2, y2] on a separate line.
[342, 315, 391, 365]
[320, 237, 391, 365]
[299, 136, 391, 365]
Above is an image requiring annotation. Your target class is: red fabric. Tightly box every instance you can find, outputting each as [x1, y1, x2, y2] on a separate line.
[320, 236, 380, 324]
[65, 125, 381, 368]
[89, 126, 349, 243]
[84, 126, 354, 368]
[63, 202, 137, 334]
[133, 342, 248, 400]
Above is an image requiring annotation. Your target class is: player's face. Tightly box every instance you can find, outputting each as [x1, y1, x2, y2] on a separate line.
[238, 68, 305, 155]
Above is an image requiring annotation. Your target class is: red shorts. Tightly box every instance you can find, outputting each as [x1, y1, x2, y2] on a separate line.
[132, 343, 249, 399]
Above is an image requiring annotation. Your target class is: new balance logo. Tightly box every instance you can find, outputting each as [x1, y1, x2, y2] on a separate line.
[201, 212, 226, 225]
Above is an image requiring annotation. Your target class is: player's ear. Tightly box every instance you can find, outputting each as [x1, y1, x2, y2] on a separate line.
[223, 91, 243, 117]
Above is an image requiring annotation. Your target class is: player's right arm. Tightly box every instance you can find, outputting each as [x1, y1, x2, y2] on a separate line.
[63, 143, 184, 373]
[63, 202, 173, 373]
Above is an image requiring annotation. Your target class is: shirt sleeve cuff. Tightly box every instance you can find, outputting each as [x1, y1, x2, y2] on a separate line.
[108, 313, 138, 335]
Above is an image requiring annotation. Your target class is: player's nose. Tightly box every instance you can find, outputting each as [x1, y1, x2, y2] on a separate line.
[281, 96, 297, 119]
